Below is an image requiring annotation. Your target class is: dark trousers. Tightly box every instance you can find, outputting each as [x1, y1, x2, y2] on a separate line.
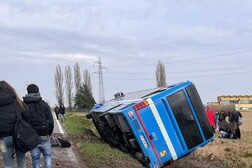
[235, 127, 241, 139]
[56, 113, 59, 120]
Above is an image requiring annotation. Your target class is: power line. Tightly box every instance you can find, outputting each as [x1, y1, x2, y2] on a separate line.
[106, 64, 251, 75]
[107, 49, 252, 68]
[102, 69, 252, 81]
[168, 70, 252, 79]
[167, 49, 252, 63]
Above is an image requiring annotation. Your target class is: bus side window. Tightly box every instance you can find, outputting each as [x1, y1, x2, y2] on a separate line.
[116, 115, 131, 133]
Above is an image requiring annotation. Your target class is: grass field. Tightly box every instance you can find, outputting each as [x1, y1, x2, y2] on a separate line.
[64, 111, 252, 168]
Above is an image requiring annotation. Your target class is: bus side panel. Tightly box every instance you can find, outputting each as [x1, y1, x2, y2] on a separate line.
[137, 107, 173, 165]
[123, 108, 159, 167]
[126, 108, 164, 167]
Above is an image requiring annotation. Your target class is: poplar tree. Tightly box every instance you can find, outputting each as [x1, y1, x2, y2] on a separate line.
[156, 60, 167, 87]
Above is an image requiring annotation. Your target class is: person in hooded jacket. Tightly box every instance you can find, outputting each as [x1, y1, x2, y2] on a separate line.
[0, 80, 27, 168]
[22, 84, 54, 168]
[228, 110, 242, 139]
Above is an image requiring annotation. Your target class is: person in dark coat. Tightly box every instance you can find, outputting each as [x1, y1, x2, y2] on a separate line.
[54, 105, 59, 120]
[228, 110, 242, 139]
[22, 84, 54, 168]
[58, 104, 66, 123]
[0, 80, 27, 168]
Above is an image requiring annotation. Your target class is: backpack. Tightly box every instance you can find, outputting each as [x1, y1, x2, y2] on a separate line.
[57, 137, 71, 148]
[30, 118, 49, 136]
[13, 102, 39, 153]
[50, 136, 71, 148]
[13, 118, 39, 153]
[28, 101, 50, 136]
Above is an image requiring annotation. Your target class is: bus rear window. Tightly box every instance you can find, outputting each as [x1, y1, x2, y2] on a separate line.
[167, 90, 203, 149]
[186, 85, 213, 140]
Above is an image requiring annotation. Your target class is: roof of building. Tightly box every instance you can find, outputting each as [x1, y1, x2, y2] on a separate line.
[218, 95, 252, 98]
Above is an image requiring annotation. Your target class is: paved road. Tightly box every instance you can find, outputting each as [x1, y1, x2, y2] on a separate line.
[51, 111, 84, 168]
[52, 111, 64, 134]
[52, 112, 79, 168]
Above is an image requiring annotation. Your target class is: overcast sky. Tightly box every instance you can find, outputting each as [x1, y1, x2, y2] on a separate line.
[1, 0, 252, 106]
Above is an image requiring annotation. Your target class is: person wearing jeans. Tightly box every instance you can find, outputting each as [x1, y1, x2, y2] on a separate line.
[0, 80, 28, 168]
[31, 136, 52, 168]
[0, 136, 26, 168]
[22, 84, 54, 168]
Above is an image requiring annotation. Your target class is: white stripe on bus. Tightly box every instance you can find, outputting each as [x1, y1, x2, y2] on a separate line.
[146, 98, 178, 160]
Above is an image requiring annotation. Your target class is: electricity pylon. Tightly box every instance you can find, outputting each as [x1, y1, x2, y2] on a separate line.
[94, 56, 106, 103]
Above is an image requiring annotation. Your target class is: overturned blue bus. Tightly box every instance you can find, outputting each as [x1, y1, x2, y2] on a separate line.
[86, 81, 214, 168]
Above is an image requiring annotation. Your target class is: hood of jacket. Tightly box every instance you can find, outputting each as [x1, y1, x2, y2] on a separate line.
[23, 93, 42, 103]
[0, 89, 15, 106]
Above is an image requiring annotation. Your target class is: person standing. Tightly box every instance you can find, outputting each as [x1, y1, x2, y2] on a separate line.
[206, 106, 216, 133]
[22, 84, 54, 168]
[228, 110, 242, 139]
[58, 104, 66, 123]
[54, 105, 59, 120]
[0, 80, 27, 168]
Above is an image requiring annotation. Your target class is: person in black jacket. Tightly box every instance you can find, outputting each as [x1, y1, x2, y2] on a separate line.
[228, 110, 242, 139]
[58, 104, 66, 123]
[54, 105, 59, 120]
[22, 84, 54, 168]
[0, 80, 27, 168]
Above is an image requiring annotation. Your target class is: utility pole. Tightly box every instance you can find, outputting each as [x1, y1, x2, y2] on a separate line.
[94, 56, 105, 103]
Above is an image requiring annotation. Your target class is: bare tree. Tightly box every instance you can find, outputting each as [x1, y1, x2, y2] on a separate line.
[83, 69, 92, 92]
[65, 65, 73, 111]
[74, 62, 81, 94]
[156, 60, 167, 87]
[55, 64, 64, 105]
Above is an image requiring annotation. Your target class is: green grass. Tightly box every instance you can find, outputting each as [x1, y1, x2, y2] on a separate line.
[243, 152, 252, 158]
[64, 112, 93, 136]
[224, 147, 231, 152]
[63, 113, 143, 168]
[76, 142, 139, 168]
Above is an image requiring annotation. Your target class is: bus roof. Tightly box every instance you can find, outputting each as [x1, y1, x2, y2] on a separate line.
[109, 82, 185, 102]
[91, 82, 192, 113]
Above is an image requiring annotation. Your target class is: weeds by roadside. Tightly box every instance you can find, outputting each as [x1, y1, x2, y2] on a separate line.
[63, 112, 143, 168]
[77, 142, 142, 168]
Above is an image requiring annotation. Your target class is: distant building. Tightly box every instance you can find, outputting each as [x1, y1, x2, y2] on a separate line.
[217, 95, 252, 111]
